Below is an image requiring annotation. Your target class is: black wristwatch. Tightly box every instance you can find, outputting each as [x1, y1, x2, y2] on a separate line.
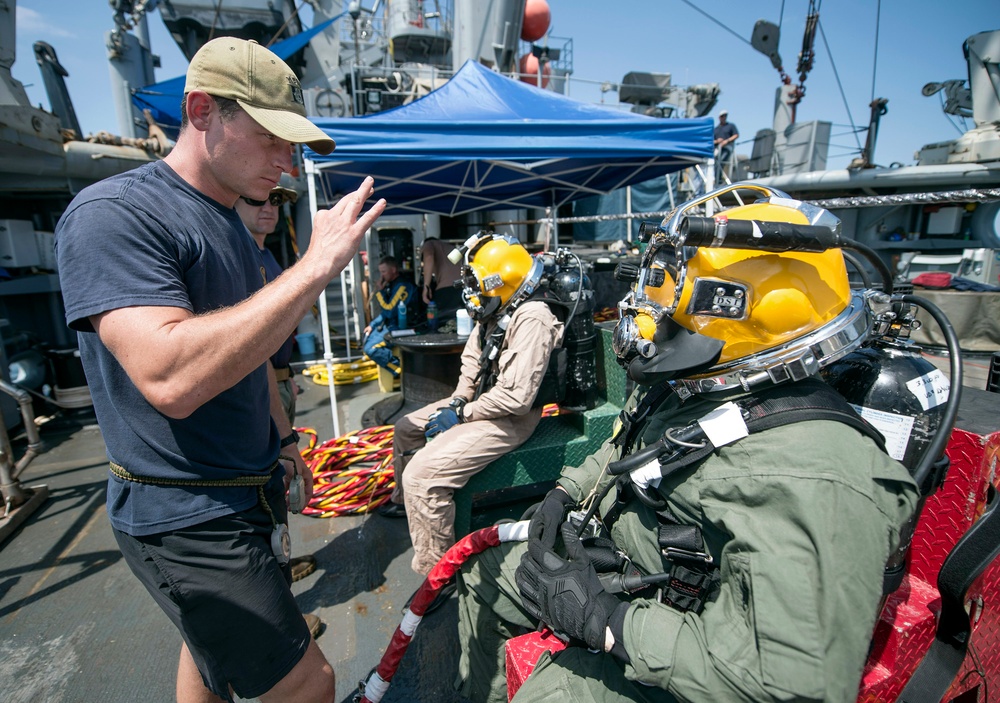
[279, 430, 300, 448]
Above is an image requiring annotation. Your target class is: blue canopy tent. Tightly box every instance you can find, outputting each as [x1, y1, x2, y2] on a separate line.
[305, 60, 714, 218]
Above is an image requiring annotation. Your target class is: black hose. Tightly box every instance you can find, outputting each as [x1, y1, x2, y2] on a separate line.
[565, 252, 584, 329]
[607, 437, 670, 476]
[843, 240, 894, 295]
[842, 249, 873, 289]
[902, 294, 963, 491]
[679, 216, 893, 294]
[680, 216, 842, 251]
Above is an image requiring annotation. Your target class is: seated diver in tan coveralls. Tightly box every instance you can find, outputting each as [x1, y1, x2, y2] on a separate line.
[381, 233, 563, 578]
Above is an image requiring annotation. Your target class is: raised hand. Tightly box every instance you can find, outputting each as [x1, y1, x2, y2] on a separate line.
[305, 177, 386, 280]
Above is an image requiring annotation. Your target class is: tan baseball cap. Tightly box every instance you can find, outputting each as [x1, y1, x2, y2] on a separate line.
[185, 37, 335, 155]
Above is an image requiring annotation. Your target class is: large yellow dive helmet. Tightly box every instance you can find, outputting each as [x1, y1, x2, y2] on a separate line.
[448, 232, 543, 321]
[613, 184, 875, 390]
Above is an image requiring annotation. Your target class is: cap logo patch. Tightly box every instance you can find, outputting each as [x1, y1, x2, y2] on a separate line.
[287, 76, 304, 106]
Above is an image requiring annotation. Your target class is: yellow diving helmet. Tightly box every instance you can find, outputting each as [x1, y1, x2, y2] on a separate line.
[613, 183, 875, 391]
[448, 232, 542, 321]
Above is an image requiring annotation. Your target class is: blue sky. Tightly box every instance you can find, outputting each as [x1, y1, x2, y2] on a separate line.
[12, 0, 994, 171]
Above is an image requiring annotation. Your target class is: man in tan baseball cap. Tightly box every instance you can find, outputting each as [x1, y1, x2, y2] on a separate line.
[55, 33, 384, 703]
[186, 36, 335, 155]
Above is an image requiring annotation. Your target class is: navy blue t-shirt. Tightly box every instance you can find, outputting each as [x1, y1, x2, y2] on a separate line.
[714, 122, 738, 143]
[260, 247, 294, 369]
[55, 160, 280, 536]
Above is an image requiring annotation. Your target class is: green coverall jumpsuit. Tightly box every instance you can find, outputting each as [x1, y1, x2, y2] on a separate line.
[456, 381, 920, 703]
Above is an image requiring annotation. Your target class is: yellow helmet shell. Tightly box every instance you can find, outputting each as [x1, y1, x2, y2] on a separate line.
[655, 201, 851, 366]
[469, 237, 535, 306]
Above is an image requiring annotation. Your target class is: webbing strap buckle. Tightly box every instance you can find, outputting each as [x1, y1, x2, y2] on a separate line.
[662, 546, 714, 564]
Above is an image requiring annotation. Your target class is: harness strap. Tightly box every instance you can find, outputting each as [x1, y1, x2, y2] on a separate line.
[608, 378, 890, 614]
[472, 293, 558, 401]
[611, 382, 675, 454]
[473, 323, 502, 399]
[653, 514, 719, 614]
[740, 377, 886, 451]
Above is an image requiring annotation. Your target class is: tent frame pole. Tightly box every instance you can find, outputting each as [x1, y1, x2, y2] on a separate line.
[306, 158, 341, 438]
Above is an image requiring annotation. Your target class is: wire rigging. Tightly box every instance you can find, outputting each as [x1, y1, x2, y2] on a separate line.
[870, 0, 882, 104]
[677, 0, 753, 47]
[817, 20, 862, 151]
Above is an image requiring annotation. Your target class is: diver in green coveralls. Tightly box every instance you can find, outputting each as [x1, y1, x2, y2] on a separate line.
[454, 193, 920, 703]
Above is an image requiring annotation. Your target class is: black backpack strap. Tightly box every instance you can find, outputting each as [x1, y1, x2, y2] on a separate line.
[611, 382, 675, 455]
[896, 485, 1000, 703]
[739, 377, 887, 452]
[610, 377, 887, 481]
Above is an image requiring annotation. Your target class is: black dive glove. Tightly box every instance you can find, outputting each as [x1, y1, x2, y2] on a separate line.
[515, 521, 625, 652]
[524, 487, 576, 551]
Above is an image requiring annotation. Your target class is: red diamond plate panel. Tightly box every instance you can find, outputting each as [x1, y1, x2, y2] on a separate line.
[861, 428, 1000, 702]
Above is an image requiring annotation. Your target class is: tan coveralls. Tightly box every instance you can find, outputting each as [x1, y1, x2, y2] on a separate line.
[391, 300, 563, 574]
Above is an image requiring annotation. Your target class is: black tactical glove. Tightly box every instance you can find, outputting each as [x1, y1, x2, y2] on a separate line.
[524, 487, 576, 553]
[515, 522, 625, 651]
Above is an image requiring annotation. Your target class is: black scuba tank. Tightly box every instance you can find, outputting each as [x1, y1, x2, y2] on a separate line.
[547, 259, 599, 411]
[821, 341, 949, 475]
[821, 339, 952, 596]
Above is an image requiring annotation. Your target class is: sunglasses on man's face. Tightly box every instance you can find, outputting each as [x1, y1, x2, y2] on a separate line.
[240, 193, 288, 207]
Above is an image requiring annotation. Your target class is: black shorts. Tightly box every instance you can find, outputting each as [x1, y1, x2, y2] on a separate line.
[113, 484, 310, 701]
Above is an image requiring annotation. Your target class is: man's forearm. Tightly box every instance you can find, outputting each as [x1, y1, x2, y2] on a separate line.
[93, 263, 334, 418]
[267, 361, 293, 437]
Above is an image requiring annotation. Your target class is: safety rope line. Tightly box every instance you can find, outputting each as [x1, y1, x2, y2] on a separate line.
[296, 425, 396, 518]
[303, 360, 379, 386]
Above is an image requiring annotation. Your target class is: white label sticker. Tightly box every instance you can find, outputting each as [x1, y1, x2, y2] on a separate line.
[697, 401, 750, 448]
[905, 369, 950, 412]
[630, 458, 663, 490]
[851, 404, 915, 462]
